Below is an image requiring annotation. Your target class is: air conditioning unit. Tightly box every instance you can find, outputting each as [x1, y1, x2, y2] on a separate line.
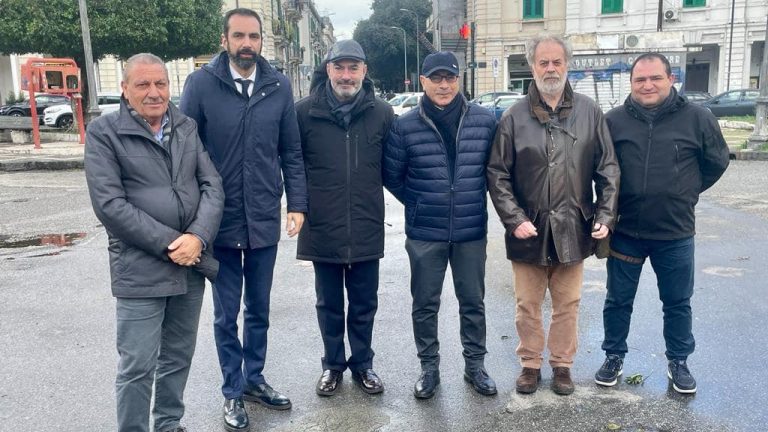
[664, 8, 679, 22]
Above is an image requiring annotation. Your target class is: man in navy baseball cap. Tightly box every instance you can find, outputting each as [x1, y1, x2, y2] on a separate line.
[384, 50, 499, 399]
[421, 51, 460, 76]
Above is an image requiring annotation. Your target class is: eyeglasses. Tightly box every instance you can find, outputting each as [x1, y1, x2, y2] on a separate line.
[428, 74, 459, 84]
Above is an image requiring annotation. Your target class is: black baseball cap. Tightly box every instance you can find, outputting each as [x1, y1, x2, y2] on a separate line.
[325, 39, 366, 63]
[422, 51, 460, 76]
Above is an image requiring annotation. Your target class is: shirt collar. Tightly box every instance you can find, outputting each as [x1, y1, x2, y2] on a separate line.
[228, 62, 257, 82]
[153, 114, 170, 143]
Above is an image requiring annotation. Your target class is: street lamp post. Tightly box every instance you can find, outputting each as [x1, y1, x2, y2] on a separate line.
[390, 26, 409, 92]
[77, 0, 101, 122]
[400, 8, 420, 92]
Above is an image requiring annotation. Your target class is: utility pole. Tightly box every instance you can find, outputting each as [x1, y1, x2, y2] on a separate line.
[400, 8, 420, 92]
[78, 0, 101, 122]
[391, 26, 409, 92]
[470, 22, 476, 99]
[748, 15, 768, 150]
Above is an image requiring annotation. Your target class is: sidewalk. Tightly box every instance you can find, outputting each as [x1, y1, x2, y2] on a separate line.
[0, 140, 84, 172]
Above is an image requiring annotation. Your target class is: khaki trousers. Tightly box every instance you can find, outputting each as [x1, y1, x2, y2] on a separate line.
[511, 261, 584, 369]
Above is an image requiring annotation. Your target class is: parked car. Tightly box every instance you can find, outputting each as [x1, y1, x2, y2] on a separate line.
[387, 93, 414, 106]
[0, 93, 71, 124]
[491, 94, 526, 120]
[391, 92, 422, 116]
[471, 91, 520, 107]
[681, 91, 712, 105]
[43, 93, 121, 128]
[701, 89, 758, 117]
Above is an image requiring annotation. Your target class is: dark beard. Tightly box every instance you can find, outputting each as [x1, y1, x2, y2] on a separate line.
[229, 50, 257, 70]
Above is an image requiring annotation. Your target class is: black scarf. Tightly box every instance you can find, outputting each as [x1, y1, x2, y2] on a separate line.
[325, 80, 366, 129]
[628, 87, 679, 123]
[423, 93, 463, 174]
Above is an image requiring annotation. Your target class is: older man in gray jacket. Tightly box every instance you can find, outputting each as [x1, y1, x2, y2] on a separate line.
[85, 53, 224, 432]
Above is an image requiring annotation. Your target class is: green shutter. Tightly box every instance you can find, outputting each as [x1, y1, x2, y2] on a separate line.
[683, 0, 706, 7]
[524, 0, 543, 19]
[602, 0, 623, 14]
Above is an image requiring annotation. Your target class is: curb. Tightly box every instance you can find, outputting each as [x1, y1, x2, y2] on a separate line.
[732, 150, 768, 161]
[0, 158, 83, 172]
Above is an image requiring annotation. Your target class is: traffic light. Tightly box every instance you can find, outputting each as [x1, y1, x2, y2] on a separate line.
[459, 23, 471, 40]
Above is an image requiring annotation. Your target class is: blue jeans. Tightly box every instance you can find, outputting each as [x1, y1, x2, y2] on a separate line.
[212, 245, 278, 399]
[601, 232, 696, 360]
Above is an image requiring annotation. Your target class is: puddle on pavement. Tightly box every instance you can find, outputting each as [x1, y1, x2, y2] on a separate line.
[0, 232, 86, 249]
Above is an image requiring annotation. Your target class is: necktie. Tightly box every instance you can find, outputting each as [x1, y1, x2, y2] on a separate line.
[235, 79, 251, 98]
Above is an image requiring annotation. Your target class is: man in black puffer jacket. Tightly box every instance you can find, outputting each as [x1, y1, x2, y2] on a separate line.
[384, 51, 498, 399]
[295, 40, 394, 397]
[595, 53, 729, 395]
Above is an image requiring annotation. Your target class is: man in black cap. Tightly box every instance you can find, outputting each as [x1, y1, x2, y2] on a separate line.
[384, 51, 498, 399]
[295, 39, 394, 396]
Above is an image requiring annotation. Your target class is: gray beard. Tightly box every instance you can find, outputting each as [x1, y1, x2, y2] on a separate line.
[536, 75, 566, 97]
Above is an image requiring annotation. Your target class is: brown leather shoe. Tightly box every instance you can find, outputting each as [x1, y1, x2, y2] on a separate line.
[515, 367, 541, 394]
[551, 367, 575, 395]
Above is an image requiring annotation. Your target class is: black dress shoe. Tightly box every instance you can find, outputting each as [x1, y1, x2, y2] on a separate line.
[414, 370, 440, 399]
[223, 398, 249, 432]
[243, 382, 292, 410]
[464, 368, 497, 396]
[352, 368, 384, 394]
[316, 369, 343, 396]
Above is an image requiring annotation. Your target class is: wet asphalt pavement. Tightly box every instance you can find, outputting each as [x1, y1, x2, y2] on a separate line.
[1, 161, 767, 432]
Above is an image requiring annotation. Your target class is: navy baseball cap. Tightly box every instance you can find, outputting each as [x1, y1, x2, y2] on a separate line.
[325, 39, 366, 63]
[422, 51, 460, 76]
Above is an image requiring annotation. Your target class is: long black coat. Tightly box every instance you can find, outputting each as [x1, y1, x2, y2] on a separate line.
[295, 68, 394, 263]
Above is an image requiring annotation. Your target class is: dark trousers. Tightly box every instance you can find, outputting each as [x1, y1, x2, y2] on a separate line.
[601, 232, 696, 360]
[212, 244, 278, 399]
[115, 271, 204, 432]
[313, 260, 379, 372]
[405, 238, 488, 372]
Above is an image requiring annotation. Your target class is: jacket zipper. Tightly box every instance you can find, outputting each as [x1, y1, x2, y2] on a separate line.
[421, 107, 468, 243]
[346, 129, 352, 262]
[639, 121, 654, 237]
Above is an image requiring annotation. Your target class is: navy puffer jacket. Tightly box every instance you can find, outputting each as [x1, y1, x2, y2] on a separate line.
[384, 98, 497, 242]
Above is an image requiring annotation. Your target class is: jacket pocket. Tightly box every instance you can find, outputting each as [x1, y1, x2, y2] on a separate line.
[272, 163, 284, 198]
[406, 199, 421, 225]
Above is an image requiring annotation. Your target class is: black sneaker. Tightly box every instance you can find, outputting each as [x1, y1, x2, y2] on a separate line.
[595, 354, 624, 387]
[667, 359, 697, 394]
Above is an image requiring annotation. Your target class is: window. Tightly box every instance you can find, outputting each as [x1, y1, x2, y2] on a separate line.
[717, 91, 740, 104]
[683, 0, 705, 7]
[744, 90, 759, 101]
[602, 0, 623, 14]
[523, 0, 543, 19]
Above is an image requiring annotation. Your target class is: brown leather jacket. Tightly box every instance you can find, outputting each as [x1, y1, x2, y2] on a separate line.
[487, 83, 619, 265]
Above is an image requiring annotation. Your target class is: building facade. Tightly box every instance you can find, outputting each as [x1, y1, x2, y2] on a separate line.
[455, 0, 766, 106]
[0, 0, 334, 104]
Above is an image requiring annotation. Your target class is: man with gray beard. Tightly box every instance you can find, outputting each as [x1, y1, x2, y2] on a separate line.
[295, 40, 394, 397]
[487, 34, 619, 396]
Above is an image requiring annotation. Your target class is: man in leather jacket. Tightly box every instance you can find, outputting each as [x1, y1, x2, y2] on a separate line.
[487, 34, 619, 396]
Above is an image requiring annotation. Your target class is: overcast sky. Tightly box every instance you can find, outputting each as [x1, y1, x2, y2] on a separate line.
[313, 0, 373, 40]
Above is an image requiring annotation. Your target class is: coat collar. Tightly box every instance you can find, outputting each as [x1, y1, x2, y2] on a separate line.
[527, 80, 574, 124]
